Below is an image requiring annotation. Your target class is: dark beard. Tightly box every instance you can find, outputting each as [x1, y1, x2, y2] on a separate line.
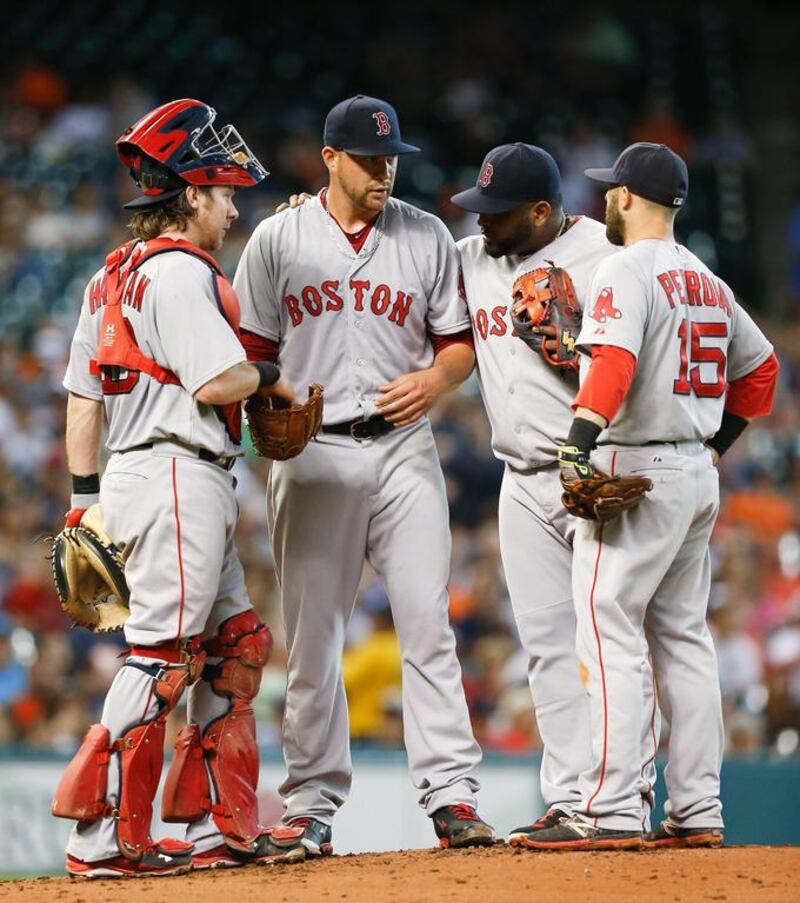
[605, 207, 626, 246]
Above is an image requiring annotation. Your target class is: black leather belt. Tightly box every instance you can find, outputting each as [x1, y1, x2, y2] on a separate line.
[119, 442, 236, 471]
[322, 415, 395, 441]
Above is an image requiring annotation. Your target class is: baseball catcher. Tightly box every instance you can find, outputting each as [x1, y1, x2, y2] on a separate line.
[246, 383, 323, 460]
[511, 265, 581, 372]
[52, 98, 306, 879]
[51, 505, 129, 632]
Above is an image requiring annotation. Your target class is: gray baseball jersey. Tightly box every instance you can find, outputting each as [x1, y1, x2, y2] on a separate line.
[234, 193, 483, 824]
[234, 192, 469, 423]
[64, 250, 246, 457]
[569, 238, 774, 834]
[458, 217, 615, 468]
[64, 243, 253, 862]
[577, 240, 774, 444]
[458, 217, 659, 822]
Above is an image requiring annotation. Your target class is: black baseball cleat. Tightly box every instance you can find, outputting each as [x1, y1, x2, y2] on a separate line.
[432, 804, 496, 849]
[508, 808, 569, 845]
[287, 816, 334, 857]
[513, 816, 643, 851]
[643, 820, 724, 849]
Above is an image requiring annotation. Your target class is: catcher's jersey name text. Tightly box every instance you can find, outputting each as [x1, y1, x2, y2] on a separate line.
[87, 271, 151, 315]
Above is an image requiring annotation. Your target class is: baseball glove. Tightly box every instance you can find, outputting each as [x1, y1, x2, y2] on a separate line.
[51, 505, 129, 632]
[510, 265, 581, 371]
[561, 470, 654, 523]
[246, 383, 324, 461]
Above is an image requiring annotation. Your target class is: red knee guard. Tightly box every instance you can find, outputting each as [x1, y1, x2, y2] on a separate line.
[203, 610, 273, 699]
[162, 611, 272, 851]
[52, 724, 111, 820]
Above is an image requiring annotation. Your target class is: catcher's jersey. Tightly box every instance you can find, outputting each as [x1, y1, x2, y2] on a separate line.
[577, 239, 774, 445]
[64, 250, 246, 457]
[458, 216, 616, 469]
[234, 192, 469, 424]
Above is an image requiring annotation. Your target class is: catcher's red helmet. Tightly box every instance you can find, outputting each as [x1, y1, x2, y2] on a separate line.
[116, 99, 268, 208]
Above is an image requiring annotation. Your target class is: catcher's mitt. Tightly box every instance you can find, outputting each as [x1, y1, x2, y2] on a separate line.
[246, 383, 324, 461]
[510, 265, 581, 371]
[561, 470, 654, 523]
[51, 505, 129, 632]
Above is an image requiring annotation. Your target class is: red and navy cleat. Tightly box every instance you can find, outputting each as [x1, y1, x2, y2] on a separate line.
[253, 825, 308, 864]
[508, 808, 569, 844]
[66, 838, 193, 879]
[287, 817, 334, 857]
[191, 843, 244, 870]
[432, 804, 496, 849]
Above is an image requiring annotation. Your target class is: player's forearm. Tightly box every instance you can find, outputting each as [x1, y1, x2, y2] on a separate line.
[66, 393, 104, 476]
[431, 342, 475, 391]
[195, 361, 279, 405]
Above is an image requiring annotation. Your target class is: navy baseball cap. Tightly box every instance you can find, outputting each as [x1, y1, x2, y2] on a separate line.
[585, 142, 689, 208]
[323, 95, 420, 156]
[450, 144, 562, 214]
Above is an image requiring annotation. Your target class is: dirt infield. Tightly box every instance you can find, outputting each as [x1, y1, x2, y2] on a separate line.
[3, 846, 797, 902]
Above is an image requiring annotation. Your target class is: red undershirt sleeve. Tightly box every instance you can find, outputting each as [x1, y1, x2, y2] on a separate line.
[429, 328, 475, 356]
[241, 328, 280, 363]
[572, 345, 637, 423]
[725, 352, 779, 419]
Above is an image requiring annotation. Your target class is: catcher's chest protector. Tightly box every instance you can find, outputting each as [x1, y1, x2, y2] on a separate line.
[89, 237, 244, 441]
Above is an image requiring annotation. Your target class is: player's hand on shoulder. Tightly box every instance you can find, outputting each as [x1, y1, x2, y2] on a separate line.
[275, 192, 314, 214]
[377, 368, 448, 427]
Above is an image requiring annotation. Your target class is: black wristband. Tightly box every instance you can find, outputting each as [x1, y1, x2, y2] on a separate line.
[254, 362, 280, 389]
[706, 411, 749, 459]
[72, 473, 100, 495]
[565, 417, 603, 455]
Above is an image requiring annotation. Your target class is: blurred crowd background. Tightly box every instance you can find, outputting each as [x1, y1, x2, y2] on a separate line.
[1, 3, 800, 764]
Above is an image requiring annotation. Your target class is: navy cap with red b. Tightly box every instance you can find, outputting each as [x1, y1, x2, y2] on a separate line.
[585, 142, 688, 208]
[323, 95, 420, 156]
[450, 143, 562, 214]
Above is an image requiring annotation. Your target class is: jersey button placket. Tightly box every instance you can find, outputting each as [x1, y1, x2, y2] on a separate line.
[348, 257, 371, 416]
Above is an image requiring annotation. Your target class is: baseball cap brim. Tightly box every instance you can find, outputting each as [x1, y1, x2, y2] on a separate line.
[450, 186, 526, 214]
[339, 140, 421, 155]
[584, 167, 618, 185]
[123, 187, 185, 210]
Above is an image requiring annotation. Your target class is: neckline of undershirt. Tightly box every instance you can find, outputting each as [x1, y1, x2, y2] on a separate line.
[320, 189, 376, 254]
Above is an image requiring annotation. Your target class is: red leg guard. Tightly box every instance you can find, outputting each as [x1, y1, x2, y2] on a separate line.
[114, 663, 193, 861]
[194, 611, 273, 851]
[162, 723, 211, 823]
[52, 724, 111, 821]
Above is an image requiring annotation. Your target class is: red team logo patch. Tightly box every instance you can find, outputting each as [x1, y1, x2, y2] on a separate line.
[589, 287, 622, 323]
[478, 163, 494, 187]
[372, 111, 391, 136]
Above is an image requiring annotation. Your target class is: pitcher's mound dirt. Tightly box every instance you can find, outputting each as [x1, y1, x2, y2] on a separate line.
[3, 845, 798, 902]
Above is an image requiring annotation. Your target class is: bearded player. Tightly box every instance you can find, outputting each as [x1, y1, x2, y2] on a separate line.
[452, 144, 660, 838]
